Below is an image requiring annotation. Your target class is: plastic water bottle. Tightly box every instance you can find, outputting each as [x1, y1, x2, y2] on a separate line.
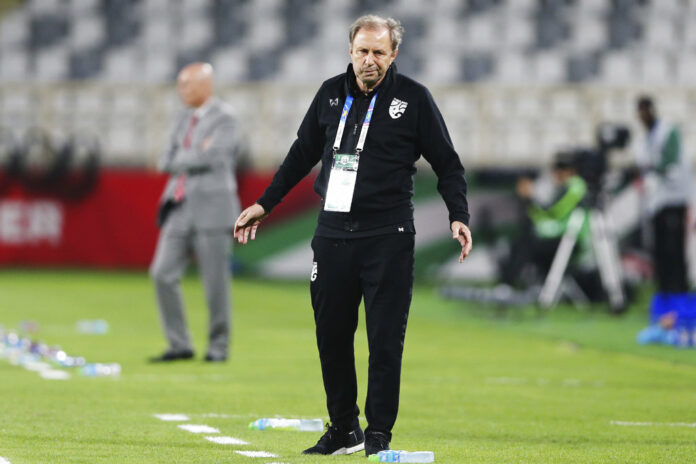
[249, 418, 324, 432]
[81, 363, 121, 377]
[368, 450, 435, 463]
[76, 319, 109, 334]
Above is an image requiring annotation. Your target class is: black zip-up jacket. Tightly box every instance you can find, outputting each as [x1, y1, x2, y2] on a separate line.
[257, 64, 469, 237]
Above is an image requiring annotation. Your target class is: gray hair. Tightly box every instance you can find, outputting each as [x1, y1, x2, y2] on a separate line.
[349, 15, 404, 51]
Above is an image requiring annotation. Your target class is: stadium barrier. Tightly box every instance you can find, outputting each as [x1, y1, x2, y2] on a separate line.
[0, 169, 317, 269]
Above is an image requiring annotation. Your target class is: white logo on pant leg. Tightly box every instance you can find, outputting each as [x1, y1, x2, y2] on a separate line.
[311, 261, 318, 281]
[389, 98, 408, 119]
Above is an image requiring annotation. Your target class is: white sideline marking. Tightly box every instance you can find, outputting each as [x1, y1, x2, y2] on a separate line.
[204, 436, 249, 445]
[235, 451, 278, 458]
[151, 412, 255, 420]
[24, 361, 51, 372]
[611, 421, 696, 428]
[154, 414, 190, 422]
[0, 457, 12, 464]
[178, 424, 220, 434]
[40, 370, 71, 380]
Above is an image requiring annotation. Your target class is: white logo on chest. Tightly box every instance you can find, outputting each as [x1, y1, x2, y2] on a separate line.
[389, 98, 408, 119]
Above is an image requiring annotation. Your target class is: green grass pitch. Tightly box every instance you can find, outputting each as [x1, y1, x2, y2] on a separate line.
[0, 270, 695, 463]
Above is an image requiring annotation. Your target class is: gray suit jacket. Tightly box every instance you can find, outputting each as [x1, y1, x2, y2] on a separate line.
[157, 97, 241, 230]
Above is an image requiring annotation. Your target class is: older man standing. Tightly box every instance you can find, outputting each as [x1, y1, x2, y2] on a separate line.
[235, 16, 472, 456]
[150, 62, 241, 363]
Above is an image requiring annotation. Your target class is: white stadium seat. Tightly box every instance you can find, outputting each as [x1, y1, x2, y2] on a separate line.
[35, 46, 70, 82]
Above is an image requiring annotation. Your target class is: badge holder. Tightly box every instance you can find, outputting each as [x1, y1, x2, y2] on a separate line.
[323, 93, 377, 213]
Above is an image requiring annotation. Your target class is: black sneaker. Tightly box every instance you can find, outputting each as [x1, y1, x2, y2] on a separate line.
[148, 349, 194, 363]
[301, 423, 365, 455]
[364, 430, 390, 457]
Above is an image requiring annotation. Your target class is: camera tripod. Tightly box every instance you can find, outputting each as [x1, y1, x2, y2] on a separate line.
[538, 206, 626, 312]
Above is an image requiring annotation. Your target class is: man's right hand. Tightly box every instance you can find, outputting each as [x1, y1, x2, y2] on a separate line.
[234, 203, 268, 245]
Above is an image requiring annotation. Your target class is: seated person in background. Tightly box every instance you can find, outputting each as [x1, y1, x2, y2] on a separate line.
[500, 150, 588, 288]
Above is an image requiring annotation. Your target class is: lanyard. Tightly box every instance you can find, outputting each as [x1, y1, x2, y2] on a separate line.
[332, 93, 378, 155]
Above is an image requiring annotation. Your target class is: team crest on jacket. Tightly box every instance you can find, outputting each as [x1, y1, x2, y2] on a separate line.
[389, 98, 408, 119]
[329, 98, 339, 107]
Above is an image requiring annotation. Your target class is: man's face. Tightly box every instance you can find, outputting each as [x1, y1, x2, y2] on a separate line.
[553, 167, 573, 184]
[177, 69, 207, 107]
[350, 26, 398, 90]
[638, 106, 653, 129]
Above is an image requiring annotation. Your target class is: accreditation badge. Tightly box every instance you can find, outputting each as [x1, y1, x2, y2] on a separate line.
[324, 153, 359, 212]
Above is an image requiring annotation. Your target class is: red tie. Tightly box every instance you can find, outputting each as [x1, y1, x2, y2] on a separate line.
[173, 175, 186, 202]
[173, 114, 199, 202]
[183, 114, 199, 149]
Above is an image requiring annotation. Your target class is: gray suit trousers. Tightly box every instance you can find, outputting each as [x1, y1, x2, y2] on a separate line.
[150, 218, 231, 357]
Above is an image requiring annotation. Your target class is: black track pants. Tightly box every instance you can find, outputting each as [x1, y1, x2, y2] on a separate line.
[653, 205, 688, 293]
[310, 233, 415, 435]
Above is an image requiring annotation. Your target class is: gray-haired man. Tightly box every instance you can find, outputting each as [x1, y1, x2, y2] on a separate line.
[235, 16, 472, 455]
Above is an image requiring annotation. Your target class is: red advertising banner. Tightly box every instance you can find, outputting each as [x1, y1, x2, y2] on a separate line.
[0, 169, 318, 269]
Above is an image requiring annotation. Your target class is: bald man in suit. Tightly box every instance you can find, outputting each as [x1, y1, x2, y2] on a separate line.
[149, 62, 242, 362]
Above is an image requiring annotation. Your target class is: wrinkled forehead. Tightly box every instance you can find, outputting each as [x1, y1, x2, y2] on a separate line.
[351, 26, 392, 50]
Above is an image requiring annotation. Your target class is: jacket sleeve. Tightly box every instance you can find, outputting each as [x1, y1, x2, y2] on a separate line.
[257, 89, 325, 212]
[528, 176, 587, 222]
[160, 113, 239, 175]
[417, 88, 470, 226]
[157, 115, 183, 172]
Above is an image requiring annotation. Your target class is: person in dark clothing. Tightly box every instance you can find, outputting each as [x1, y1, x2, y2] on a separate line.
[234, 15, 472, 457]
[635, 96, 691, 294]
[501, 151, 588, 288]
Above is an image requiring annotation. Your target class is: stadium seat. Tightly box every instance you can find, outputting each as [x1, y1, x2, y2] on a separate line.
[638, 54, 672, 85]
[533, 51, 566, 84]
[35, 46, 70, 82]
[599, 52, 636, 84]
[0, 9, 28, 47]
[491, 52, 533, 84]
[211, 46, 249, 82]
[0, 50, 30, 81]
[69, 15, 105, 51]
[100, 46, 139, 82]
[676, 53, 696, 85]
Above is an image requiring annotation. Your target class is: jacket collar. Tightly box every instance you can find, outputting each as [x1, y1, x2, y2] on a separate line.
[345, 63, 396, 98]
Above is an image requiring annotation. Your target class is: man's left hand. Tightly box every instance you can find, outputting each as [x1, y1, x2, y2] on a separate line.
[451, 221, 472, 263]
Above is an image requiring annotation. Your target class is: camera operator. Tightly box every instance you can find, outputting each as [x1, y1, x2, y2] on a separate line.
[500, 151, 588, 288]
[635, 96, 692, 294]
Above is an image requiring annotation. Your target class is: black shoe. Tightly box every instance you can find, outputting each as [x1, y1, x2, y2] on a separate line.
[301, 423, 365, 455]
[148, 349, 194, 363]
[364, 430, 390, 457]
[204, 353, 227, 362]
